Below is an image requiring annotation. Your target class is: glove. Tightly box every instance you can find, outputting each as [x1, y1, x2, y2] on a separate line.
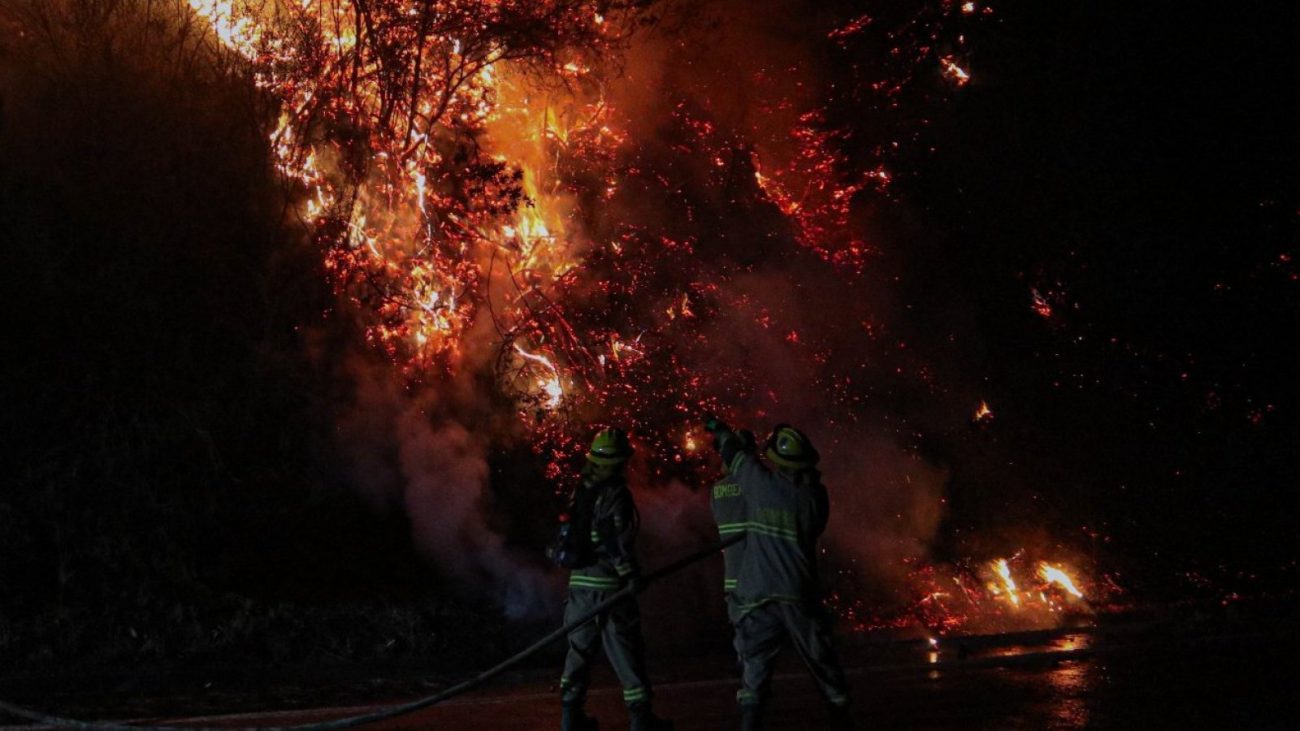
[626, 573, 646, 594]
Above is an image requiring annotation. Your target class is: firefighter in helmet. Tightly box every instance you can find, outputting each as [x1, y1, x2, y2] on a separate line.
[556, 427, 673, 731]
[706, 420, 852, 731]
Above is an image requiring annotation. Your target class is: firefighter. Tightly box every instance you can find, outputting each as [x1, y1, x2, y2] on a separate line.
[710, 429, 757, 636]
[558, 428, 673, 731]
[706, 420, 852, 731]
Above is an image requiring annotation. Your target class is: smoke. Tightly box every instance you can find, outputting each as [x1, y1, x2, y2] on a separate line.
[821, 436, 949, 585]
[580, 0, 962, 598]
[334, 350, 561, 619]
[676, 265, 951, 591]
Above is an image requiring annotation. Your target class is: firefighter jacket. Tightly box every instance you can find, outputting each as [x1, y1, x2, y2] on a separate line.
[567, 474, 640, 592]
[720, 436, 829, 615]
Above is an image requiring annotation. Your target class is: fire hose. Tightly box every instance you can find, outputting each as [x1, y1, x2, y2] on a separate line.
[0, 534, 744, 731]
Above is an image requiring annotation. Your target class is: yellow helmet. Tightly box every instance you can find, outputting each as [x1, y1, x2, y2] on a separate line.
[586, 427, 633, 465]
[765, 424, 818, 469]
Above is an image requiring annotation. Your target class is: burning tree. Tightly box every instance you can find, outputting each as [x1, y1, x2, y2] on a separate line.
[184, 0, 644, 370]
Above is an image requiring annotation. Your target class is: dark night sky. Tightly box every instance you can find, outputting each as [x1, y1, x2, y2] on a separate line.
[890, 0, 1300, 579]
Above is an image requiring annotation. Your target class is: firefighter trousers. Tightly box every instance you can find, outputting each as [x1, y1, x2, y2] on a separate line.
[735, 600, 850, 708]
[560, 587, 653, 708]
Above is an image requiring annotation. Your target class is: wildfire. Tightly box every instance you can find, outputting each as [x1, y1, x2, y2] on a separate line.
[827, 551, 1104, 638]
[175, 2, 1072, 634]
[991, 558, 1021, 606]
[1038, 562, 1085, 598]
[184, 0, 620, 374]
[984, 556, 1088, 613]
[187, 1, 263, 58]
[176, 0, 992, 474]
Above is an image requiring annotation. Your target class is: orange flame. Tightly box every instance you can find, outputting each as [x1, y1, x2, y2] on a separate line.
[1038, 562, 1085, 599]
[992, 558, 1020, 607]
[513, 343, 565, 410]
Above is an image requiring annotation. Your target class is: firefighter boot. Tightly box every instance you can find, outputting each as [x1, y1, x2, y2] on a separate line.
[739, 703, 762, 731]
[628, 703, 673, 731]
[562, 703, 599, 731]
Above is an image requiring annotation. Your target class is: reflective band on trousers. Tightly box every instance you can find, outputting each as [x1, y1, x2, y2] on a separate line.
[622, 687, 648, 703]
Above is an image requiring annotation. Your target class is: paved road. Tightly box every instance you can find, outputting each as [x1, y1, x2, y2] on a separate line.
[10, 626, 1293, 730]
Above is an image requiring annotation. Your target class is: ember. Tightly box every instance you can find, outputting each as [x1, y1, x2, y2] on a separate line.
[941, 55, 971, 86]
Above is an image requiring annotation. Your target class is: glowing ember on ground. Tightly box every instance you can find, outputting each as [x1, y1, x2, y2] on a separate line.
[974, 400, 994, 422]
[826, 551, 1107, 637]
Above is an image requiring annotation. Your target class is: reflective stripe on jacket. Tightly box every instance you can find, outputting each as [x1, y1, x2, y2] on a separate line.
[568, 476, 639, 590]
[711, 476, 746, 593]
[727, 451, 828, 614]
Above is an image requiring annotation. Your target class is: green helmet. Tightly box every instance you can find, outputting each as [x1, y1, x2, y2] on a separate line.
[765, 424, 818, 470]
[586, 427, 633, 466]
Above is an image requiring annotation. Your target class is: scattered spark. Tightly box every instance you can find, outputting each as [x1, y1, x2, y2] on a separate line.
[941, 55, 971, 86]
[1032, 288, 1054, 318]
